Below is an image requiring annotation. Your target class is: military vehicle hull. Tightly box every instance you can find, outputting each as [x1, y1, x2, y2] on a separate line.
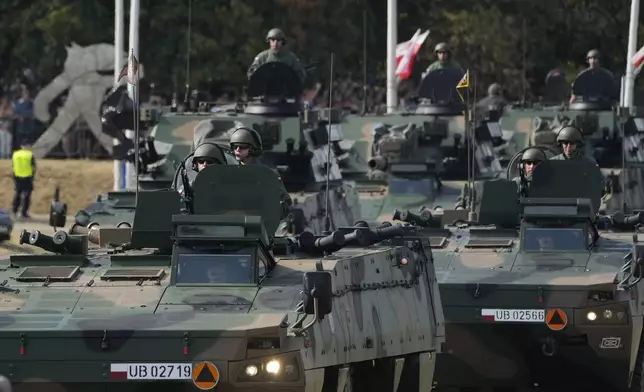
[388, 158, 640, 391]
[2, 164, 445, 392]
[0, 245, 442, 392]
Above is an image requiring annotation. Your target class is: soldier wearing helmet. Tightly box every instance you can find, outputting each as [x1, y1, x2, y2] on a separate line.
[424, 42, 463, 76]
[550, 126, 597, 164]
[247, 28, 306, 83]
[570, 49, 614, 103]
[229, 127, 293, 219]
[574, 49, 614, 79]
[476, 83, 506, 113]
[512, 148, 547, 195]
[229, 127, 263, 166]
[177, 142, 227, 197]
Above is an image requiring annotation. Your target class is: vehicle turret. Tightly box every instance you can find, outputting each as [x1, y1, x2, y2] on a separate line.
[245, 62, 303, 116]
[569, 68, 618, 111]
[416, 68, 465, 116]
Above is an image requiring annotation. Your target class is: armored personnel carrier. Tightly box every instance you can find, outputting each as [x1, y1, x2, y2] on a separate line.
[71, 63, 361, 235]
[502, 67, 621, 169]
[1, 163, 444, 392]
[390, 156, 644, 391]
[340, 69, 506, 225]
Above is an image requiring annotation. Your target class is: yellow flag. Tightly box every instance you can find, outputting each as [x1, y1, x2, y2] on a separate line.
[456, 70, 470, 89]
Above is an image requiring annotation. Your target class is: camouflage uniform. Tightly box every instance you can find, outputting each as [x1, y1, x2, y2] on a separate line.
[247, 28, 306, 82]
[550, 125, 598, 166]
[229, 127, 293, 220]
[476, 83, 506, 111]
[425, 42, 463, 74]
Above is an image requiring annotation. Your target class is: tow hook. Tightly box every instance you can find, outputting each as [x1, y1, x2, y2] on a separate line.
[541, 336, 557, 357]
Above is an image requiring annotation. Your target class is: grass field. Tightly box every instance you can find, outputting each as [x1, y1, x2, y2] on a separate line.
[0, 159, 115, 215]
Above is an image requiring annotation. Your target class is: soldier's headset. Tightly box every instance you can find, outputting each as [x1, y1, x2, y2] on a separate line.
[231, 126, 263, 157]
[190, 142, 226, 172]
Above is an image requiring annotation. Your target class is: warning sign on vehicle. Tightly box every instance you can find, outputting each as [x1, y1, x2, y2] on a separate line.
[545, 308, 568, 331]
[192, 361, 220, 390]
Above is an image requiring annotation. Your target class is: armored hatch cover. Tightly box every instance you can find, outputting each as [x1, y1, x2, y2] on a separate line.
[528, 159, 603, 215]
[192, 164, 283, 235]
[416, 68, 465, 115]
[570, 68, 616, 111]
[543, 69, 569, 105]
[245, 62, 303, 116]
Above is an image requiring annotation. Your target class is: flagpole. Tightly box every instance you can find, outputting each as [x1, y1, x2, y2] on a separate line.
[126, 0, 140, 190]
[113, 0, 124, 191]
[386, 0, 397, 113]
[624, 0, 640, 112]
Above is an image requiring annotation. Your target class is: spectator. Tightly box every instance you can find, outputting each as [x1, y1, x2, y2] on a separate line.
[0, 97, 14, 158]
[12, 86, 35, 148]
[11, 140, 36, 220]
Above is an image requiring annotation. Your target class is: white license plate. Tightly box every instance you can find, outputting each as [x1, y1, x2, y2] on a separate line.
[481, 309, 545, 322]
[110, 363, 193, 380]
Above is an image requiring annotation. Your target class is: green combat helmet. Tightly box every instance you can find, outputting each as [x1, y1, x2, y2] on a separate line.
[266, 28, 286, 42]
[587, 49, 600, 60]
[434, 42, 450, 53]
[521, 147, 547, 164]
[230, 126, 263, 157]
[192, 142, 227, 170]
[557, 125, 584, 146]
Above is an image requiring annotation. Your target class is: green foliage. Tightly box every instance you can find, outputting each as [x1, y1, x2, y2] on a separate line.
[0, 0, 641, 98]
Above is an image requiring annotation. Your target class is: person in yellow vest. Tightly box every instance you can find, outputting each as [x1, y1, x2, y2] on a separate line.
[11, 141, 36, 220]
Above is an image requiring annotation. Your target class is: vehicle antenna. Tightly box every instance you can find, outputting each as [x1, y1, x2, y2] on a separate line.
[133, 48, 141, 205]
[470, 73, 477, 219]
[361, 6, 368, 116]
[183, 0, 193, 108]
[323, 53, 335, 235]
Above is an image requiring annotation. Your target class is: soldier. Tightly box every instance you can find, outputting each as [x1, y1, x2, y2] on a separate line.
[550, 126, 597, 165]
[476, 83, 506, 113]
[512, 148, 547, 195]
[177, 142, 227, 197]
[512, 148, 546, 184]
[570, 50, 615, 104]
[247, 28, 306, 83]
[229, 127, 293, 219]
[582, 49, 612, 76]
[424, 42, 463, 75]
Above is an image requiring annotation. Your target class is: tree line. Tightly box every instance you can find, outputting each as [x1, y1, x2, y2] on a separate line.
[0, 0, 641, 103]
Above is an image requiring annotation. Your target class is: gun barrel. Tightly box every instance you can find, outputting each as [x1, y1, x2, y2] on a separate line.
[368, 156, 389, 171]
[69, 223, 100, 245]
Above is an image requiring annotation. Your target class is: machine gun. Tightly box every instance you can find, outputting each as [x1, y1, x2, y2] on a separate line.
[19, 229, 88, 255]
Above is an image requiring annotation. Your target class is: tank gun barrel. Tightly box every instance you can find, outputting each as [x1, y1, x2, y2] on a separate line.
[600, 211, 644, 231]
[298, 231, 346, 254]
[368, 156, 389, 171]
[69, 223, 101, 245]
[19, 229, 87, 255]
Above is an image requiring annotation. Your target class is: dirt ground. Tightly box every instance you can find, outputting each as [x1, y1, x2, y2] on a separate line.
[0, 159, 115, 215]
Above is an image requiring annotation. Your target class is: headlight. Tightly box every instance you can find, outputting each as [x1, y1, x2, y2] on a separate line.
[245, 365, 258, 377]
[575, 304, 629, 325]
[232, 352, 301, 383]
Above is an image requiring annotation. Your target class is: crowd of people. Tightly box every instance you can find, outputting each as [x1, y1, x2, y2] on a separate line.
[0, 83, 36, 159]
